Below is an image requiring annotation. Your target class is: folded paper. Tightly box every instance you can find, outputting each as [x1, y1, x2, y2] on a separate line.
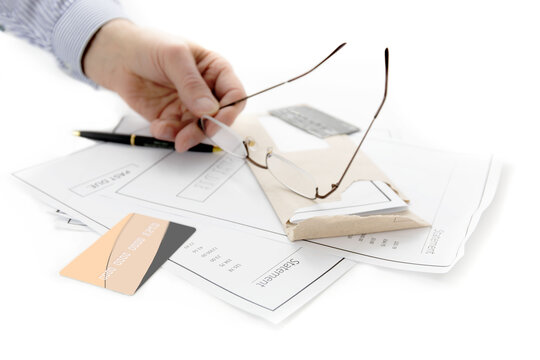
[233, 113, 430, 241]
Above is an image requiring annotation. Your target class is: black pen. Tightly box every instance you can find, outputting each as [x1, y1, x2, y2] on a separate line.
[73, 130, 221, 153]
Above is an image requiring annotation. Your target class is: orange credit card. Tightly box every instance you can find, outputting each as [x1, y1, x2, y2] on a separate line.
[60, 213, 196, 295]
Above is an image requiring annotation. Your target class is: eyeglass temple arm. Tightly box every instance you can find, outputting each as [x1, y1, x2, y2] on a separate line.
[316, 48, 389, 200]
[218, 43, 347, 110]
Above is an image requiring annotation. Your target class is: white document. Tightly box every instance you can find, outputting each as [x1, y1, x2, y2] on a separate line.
[258, 115, 329, 152]
[115, 149, 285, 238]
[18, 113, 499, 276]
[163, 227, 350, 323]
[109, 113, 286, 240]
[249, 115, 499, 272]
[290, 180, 408, 224]
[112, 114, 500, 273]
[54, 215, 90, 231]
[13, 118, 353, 323]
[50, 207, 348, 316]
[300, 139, 500, 273]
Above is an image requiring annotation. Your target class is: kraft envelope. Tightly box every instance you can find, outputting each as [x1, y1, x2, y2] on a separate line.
[233, 113, 429, 241]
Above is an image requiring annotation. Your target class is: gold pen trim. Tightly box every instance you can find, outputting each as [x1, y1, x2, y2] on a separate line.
[130, 134, 136, 146]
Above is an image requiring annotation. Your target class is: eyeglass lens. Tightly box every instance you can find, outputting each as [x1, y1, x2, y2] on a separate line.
[266, 152, 318, 199]
[200, 45, 388, 200]
[200, 116, 247, 158]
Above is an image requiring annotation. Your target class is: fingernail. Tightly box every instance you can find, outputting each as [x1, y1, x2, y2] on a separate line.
[194, 97, 219, 115]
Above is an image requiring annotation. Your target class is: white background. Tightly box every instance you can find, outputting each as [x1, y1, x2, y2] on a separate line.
[1, 1, 539, 359]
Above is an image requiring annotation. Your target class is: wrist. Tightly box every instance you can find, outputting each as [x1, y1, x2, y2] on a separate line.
[83, 19, 136, 89]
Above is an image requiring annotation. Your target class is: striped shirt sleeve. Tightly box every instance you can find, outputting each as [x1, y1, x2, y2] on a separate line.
[0, 0, 127, 84]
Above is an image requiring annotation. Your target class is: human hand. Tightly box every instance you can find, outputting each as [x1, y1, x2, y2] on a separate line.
[83, 19, 246, 152]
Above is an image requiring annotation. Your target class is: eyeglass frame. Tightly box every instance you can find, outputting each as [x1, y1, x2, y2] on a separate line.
[198, 43, 389, 200]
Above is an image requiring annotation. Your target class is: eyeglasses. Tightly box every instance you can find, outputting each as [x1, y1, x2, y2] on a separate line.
[199, 43, 389, 200]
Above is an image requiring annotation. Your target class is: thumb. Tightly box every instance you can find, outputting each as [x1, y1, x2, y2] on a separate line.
[162, 45, 219, 116]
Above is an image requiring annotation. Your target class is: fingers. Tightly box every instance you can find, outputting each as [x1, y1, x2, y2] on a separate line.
[155, 43, 247, 153]
[151, 116, 205, 153]
[214, 63, 246, 106]
[160, 44, 220, 117]
[203, 104, 241, 139]
[150, 117, 186, 141]
[201, 63, 247, 137]
[174, 121, 206, 153]
[214, 67, 247, 125]
[174, 67, 246, 150]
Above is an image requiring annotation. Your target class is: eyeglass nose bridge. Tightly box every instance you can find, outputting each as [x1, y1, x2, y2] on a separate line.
[315, 183, 339, 199]
[242, 139, 269, 170]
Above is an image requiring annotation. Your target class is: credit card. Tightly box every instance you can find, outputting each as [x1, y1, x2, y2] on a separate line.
[60, 213, 196, 295]
[269, 105, 359, 138]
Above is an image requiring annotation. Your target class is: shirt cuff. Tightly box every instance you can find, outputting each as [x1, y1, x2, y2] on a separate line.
[52, 0, 127, 86]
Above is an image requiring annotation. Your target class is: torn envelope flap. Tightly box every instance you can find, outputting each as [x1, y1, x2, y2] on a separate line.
[286, 210, 430, 241]
[233, 113, 429, 240]
[290, 180, 408, 224]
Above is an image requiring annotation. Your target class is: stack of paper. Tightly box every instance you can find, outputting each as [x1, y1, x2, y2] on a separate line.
[13, 113, 500, 322]
[290, 180, 409, 224]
